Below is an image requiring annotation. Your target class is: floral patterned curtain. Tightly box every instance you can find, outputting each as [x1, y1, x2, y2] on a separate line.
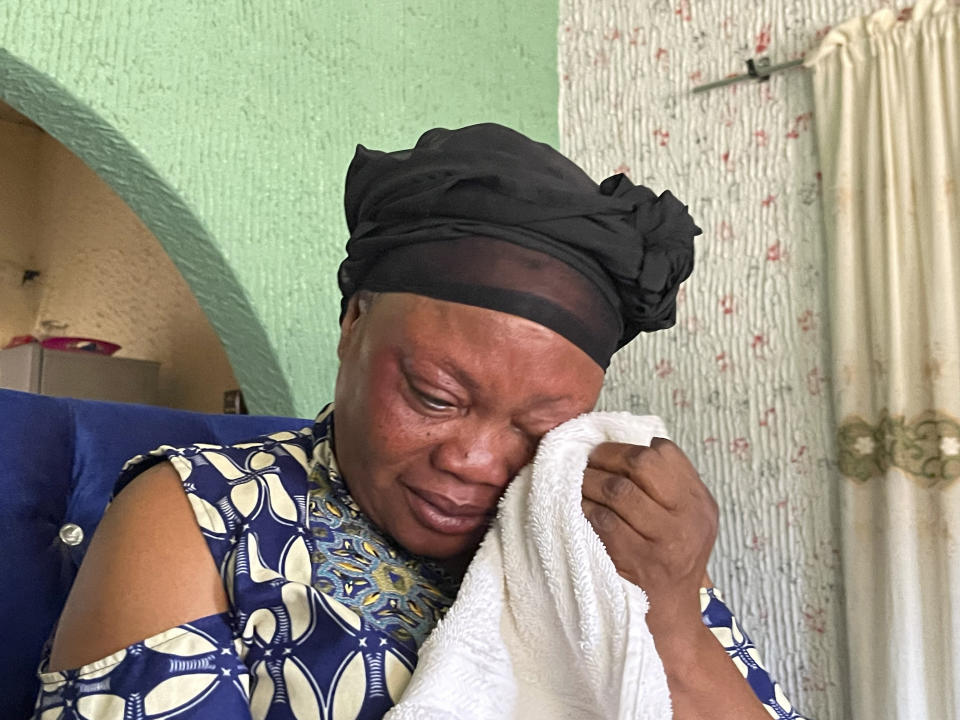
[806, 1, 960, 717]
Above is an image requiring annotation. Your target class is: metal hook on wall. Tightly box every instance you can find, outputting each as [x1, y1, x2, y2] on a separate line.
[692, 56, 805, 94]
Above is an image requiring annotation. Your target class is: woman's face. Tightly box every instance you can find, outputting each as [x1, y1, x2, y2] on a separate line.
[333, 292, 605, 566]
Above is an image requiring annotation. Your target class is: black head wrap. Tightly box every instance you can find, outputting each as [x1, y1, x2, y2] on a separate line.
[339, 123, 701, 368]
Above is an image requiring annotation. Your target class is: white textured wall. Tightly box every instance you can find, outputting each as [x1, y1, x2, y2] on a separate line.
[558, 2, 889, 717]
[0, 115, 238, 412]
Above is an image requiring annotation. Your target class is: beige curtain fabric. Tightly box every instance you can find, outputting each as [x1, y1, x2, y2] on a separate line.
[806, 1, 960, 717]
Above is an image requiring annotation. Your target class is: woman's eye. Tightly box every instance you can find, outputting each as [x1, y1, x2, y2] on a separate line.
[413, 386, 453, 411]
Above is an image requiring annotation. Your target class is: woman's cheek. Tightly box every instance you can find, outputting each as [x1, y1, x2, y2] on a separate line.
[368, 399, 434, 460]
[365, 368, 453, 462]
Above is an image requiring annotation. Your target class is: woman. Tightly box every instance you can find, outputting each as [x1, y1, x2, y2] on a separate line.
[36, 124, 804, 719]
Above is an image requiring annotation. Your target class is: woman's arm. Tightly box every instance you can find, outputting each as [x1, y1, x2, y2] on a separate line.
[646, 577, 779, 719]
[581, 440, 773, 719]
[48, 461, 228, 671]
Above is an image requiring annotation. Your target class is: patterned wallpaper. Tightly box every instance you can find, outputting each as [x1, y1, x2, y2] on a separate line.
[558, 1, 898, 716]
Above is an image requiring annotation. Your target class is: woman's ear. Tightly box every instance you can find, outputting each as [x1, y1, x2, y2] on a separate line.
[337, 293, 367, 360]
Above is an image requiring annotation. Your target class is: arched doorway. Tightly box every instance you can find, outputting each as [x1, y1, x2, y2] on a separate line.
[0, 99, 245, 411]
[0, 48, 294, 415]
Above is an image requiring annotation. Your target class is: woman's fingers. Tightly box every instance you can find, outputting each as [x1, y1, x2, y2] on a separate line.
[581, 466, 666, 541]
[580, 496, 652, 569]
[587, 438, 694, 511]
[581, 438, 719, 594]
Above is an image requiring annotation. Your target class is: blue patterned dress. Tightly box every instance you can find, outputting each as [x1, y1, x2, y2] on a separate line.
[34, 406, 806, 719]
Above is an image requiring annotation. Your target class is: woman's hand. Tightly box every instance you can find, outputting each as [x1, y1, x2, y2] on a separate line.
[581, 439, 771, 719]
[581, 438, 717, 641]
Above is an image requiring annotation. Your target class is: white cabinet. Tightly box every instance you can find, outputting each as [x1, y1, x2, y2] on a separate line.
[0, 343, 159, 405]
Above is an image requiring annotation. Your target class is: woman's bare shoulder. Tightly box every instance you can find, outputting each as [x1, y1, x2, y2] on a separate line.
[47, 461, 229, 671]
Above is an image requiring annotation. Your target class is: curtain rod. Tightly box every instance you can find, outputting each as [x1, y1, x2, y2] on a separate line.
[692, 57, 805, 94]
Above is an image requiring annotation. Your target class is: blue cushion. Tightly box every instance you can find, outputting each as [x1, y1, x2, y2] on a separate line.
[0, 388, 310, 717]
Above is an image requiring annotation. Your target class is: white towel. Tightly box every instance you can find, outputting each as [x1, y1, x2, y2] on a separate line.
[385, 412, 673, 720]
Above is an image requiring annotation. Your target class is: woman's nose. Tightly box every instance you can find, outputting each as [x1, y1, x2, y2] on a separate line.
[430, 424, 531, 488]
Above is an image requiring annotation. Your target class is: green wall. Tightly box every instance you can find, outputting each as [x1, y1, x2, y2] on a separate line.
[0, 1, 559, 416]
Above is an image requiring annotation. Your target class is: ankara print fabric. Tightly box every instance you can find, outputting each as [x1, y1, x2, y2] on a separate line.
[34, 407, 451, 720]
[34, 614, 252, 719]
[34, 405, 803, 719]
[702, 588, 809, 719]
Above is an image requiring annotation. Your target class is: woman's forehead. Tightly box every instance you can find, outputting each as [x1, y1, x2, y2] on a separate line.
[370, 293, 604, 403]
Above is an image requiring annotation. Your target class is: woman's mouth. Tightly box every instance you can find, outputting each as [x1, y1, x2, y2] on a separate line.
[404, 486, 492, 536]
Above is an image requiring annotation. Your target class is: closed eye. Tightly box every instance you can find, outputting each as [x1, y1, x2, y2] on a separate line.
[414, 387, 454, 411]
[405, 376, 458, 413]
